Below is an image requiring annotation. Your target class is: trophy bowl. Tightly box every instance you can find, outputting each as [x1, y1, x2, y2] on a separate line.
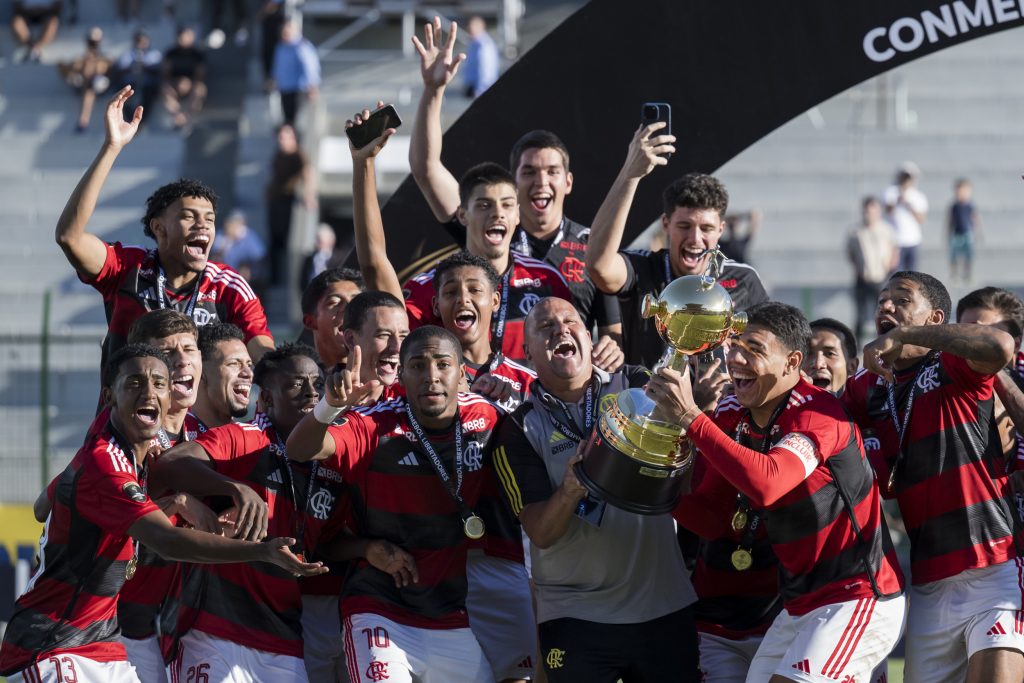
[575, 271, 747, 515]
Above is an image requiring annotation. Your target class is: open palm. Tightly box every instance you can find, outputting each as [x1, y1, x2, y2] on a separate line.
[105, 86, 143, 150]
[411, 17, 466, 89]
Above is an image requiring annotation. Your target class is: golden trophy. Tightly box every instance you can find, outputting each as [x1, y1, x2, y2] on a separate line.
[575, 250, 747, 514]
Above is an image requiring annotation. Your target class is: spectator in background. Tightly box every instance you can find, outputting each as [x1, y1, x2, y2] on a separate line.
[884, 161, 928, 271]
[57, 26, 112, 132]
[161, 26, 207, 131]
[848, 196, 898, 345]
[211, 210, 267, 295]
[266, 123, 317, 285]
[257, 0, 286, 88]
[299, 224, 337, 291]
[11, 0, 62, 62]
[948, 177, 982, 285]
[116, 30, 162, 127]
[206, 0, 248, 49]
[116, 0, 140, 24]
[462, 15, 499, 97]
[271, 19, 320, 125]
[718, 209, 762, 264]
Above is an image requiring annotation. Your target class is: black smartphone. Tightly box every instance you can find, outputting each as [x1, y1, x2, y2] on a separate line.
[641, 102, 672, 157]
[346, 104, 402, 149]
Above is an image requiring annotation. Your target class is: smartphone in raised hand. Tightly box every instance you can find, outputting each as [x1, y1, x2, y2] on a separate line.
[641, 102, 672, 157]
[346, 104, 403, 149]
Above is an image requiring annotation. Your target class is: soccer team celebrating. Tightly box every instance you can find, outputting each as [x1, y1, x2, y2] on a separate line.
[3, 18, 1024, 683]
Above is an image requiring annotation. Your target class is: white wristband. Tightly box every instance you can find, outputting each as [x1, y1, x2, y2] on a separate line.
[313, 396, 344, 424]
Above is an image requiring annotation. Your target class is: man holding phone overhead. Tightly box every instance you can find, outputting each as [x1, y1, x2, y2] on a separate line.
[585, 123, 768, 369]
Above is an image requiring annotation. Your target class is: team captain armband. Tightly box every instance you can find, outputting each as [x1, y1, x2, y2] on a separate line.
[775, 432, 820, 479]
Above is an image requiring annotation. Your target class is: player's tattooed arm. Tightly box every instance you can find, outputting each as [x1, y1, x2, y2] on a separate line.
[864, 323, 1015, 381]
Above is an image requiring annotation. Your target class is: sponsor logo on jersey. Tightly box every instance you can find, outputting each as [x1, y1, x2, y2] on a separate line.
[558, 240, 587, 252]
[791, 659, 811, 673]
[191, 308, 217, 326]
[398, 452, 420, 467]
[512, 277, 542, 288]
[318, 468, 342, 483]
[549, 430, 577, 454]
[719, 278, 738, 288]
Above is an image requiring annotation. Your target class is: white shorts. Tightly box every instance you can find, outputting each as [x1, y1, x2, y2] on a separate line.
[9, 654, 140, 683]
[466, 551, 537, 680]
[172, 630, 308, 683]
[122, 634, 168, 683]
[698, 632, 762, 683]
[905, 558, 1024, 683]
[301, 594, 347, 683]
[342, 613, 490, 683]
[746, 595, 906, 683]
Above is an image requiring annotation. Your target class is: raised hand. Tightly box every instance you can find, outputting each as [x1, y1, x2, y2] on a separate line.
[105, 85, 143, 150]
[346, 100, 397, 161]
[862, 330, 904, 383]
[620, 122, 676, 181]
[325, 345, 382, 409]
[470, 372, 513, 405]
[263, 537, 329, 577]
[365, 539, 419, 588]
[692, 358, 731, 413]
[592, 335, 625, 372]
[646, 366, 700, 427]
[411, 17, 465, 90]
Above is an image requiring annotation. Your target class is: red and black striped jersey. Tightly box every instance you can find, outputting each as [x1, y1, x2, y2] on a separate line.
[118, 413, 207, 639]
[326, 394, 501, 629]
[402, 253, 573, 362]
[842, 352, 1018, 584]
[674, 457, 782, 639]
[689, 382, 904, 614]
[0, 421, 159, 675]
[463, 354, 536, 414]
[81, 243, 271, 379]
[177, 415, 312, 658]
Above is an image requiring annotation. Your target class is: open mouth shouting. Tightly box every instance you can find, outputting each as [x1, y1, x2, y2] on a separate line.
[808, 371, 832, 389]
[678, 247, 709, 272]
[530, 192, 553, 214]
[552, 338, 578, 359]
[453, 308, 477, 333]
[231, 381, 251, 405]
[377, 355, 400, 384]
[171, 373, 195, 400]
[184, 233, 211, 261]
[729, 368, 758, 399]
[300, 399, 319, 414]
[133, 403, 161, 431]
[483, 223, 508, 246]
[876, 315, 899, 335]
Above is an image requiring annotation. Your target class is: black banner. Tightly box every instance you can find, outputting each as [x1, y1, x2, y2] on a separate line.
[377, 0, 1024, 276]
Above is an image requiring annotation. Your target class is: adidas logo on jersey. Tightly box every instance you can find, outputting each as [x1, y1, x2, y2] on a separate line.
[988, 621, 1008, 636]
[398, 453, 420, 467]
[549, 431, 576, 454]
[267, 469, 284, 485]
[791, 659, 811, 673]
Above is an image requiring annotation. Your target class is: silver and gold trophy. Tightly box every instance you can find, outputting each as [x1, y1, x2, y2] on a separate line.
[575, 250, 747, 514]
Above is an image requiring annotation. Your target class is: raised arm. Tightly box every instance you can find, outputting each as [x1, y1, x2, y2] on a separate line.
[408, 17, 464, 222]
[864, 323, 1016, 380]
[347, 102, 402, 301]
[585, 122, 676, 295]
[55, 86, 143, 279]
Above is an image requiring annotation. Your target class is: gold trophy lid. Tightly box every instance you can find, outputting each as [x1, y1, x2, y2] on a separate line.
[641, 274, 746, 356]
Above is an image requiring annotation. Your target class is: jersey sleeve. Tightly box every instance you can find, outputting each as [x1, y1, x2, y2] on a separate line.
[941, 351, 995, 395]
[194, 423, 266, 480]
[594, 293, 623, 327]
[217, 268, 273, 342]
[76, 445, 161, 537]
[326, 411, 378, 477]
[79, 242, 132, 300]
[616, 250, 645, 297]
[402, 275, 441, 329]
[491, 409, 553, 518]
[687, 412, 822, 509]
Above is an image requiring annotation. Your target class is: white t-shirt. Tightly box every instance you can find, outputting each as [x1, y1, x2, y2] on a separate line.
[883, 184, 928, 248]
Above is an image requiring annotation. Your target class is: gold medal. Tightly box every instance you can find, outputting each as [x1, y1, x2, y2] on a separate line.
[463, 514, 486, 540]
[125, 554, 138, 581]
[731, 509, 748, 532]
[730, 548, 753, 571]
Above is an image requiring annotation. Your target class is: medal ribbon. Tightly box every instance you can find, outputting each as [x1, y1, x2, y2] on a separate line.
[490, 267, 512, 357]
[109, 422, 149, 571]
[154, 254, 205, 319]
[271, 428, 319, 554]
[539, 376, 602, 517]
[404, 405, 475, 520]
[884, 352, 938, 492]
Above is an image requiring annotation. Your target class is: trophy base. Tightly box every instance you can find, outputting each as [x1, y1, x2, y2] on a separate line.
[574, 427, 688, 516]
